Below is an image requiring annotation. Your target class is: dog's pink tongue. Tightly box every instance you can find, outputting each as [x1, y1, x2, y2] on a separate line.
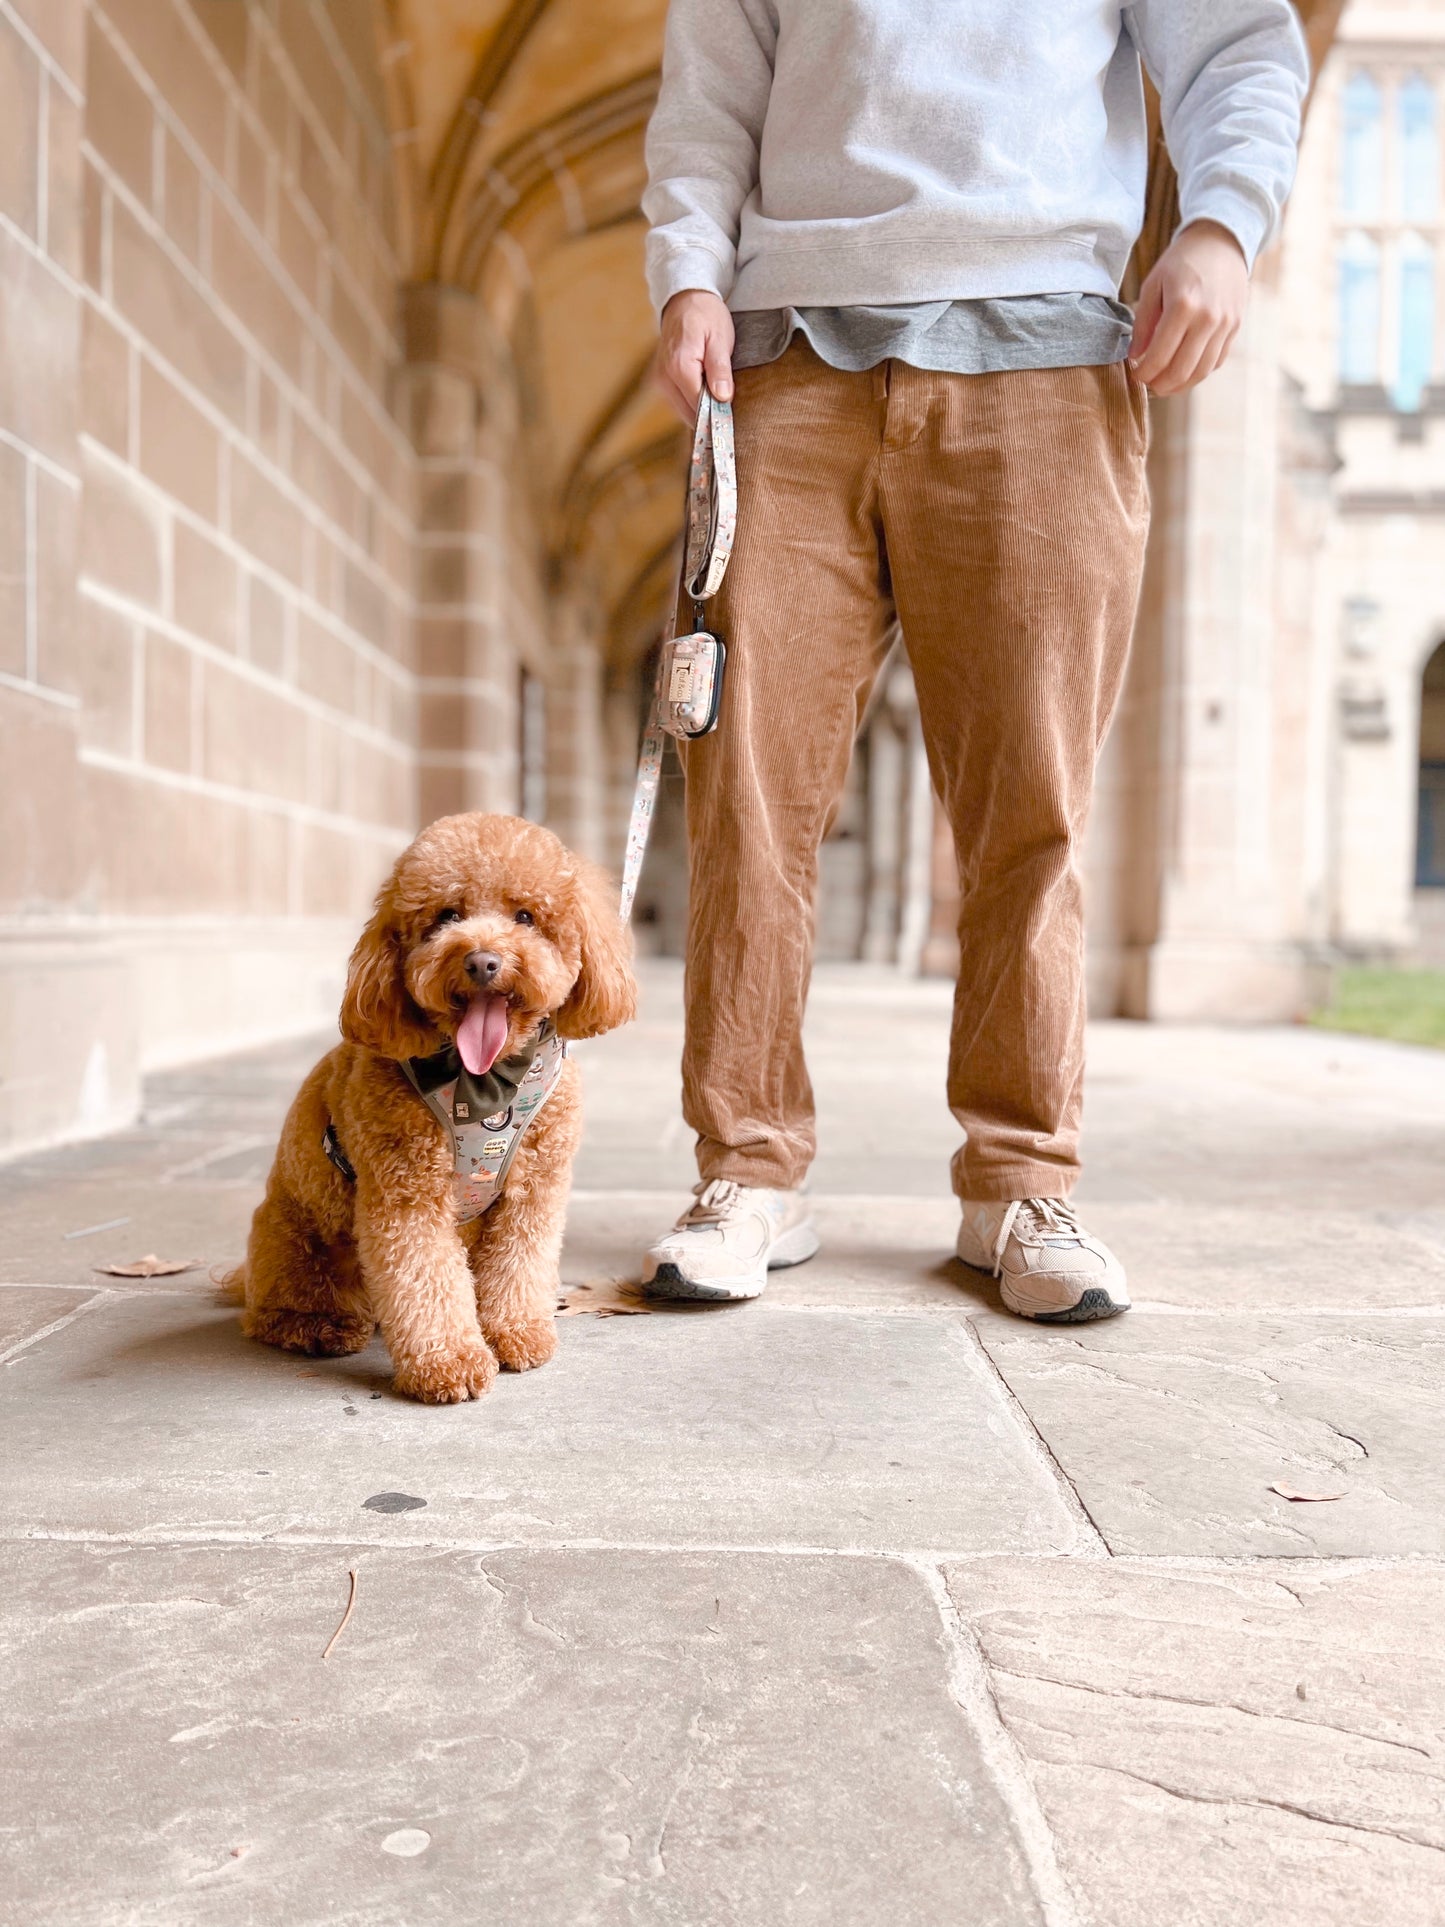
[456, 995, 510, 1077]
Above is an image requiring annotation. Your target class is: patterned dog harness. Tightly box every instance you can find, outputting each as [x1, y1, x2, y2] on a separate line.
[323, 1025, 568, 1222]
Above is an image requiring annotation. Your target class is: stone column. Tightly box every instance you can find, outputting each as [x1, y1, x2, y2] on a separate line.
[545, 594, 609, 865]
[401, 285, 545, 828]
[1115, 273, 1317, 1020]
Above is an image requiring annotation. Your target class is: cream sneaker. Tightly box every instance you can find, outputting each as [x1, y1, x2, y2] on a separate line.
[956, 1197, 1129, 1323]
[640, 1181, 820, 1301]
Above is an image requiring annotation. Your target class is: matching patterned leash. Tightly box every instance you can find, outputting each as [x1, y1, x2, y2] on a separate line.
[618, 386, 736, 925]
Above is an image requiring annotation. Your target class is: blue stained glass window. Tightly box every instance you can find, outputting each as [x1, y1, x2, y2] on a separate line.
[1399, 75, 1439, 222]
[1396, 234, 1436, 410]
[1341, 72, 1384, 217]
[1338, 231, 1382, 385]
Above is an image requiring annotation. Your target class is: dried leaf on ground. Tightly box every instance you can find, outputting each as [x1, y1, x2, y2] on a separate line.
[93, 1254, 202, 1278]
[557, 1279, 651, 1318]
[1269, 1482, 1347, 1503]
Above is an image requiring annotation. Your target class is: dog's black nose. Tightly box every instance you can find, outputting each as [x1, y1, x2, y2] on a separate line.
[464, 949, 503, 984]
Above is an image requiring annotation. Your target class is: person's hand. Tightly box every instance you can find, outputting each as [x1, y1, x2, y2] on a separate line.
[655, 290, 735, 423]
[1129, 220, 1250, 396]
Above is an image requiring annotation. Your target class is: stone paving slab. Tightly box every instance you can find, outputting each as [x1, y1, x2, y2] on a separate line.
[0, 1294, 1081, 1554]
[0, 1540, 1045, 1927]
[563, 1194, 1445, 1313]
[0, 1179, 262, 1285]
[0, 1285, 100, 1355]
[945, 1557, 1445, 1927]
[564, 1192, 978, 1311]
[974, 1311, 1445, 1556]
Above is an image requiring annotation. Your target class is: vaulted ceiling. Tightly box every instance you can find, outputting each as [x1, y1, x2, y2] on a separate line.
[376, 0, 1347, 673]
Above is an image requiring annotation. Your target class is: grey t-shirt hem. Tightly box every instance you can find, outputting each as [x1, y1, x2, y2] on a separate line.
[730, 294, 1134, 377]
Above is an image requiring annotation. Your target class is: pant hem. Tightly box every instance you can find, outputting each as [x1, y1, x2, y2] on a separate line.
[951, 1169, 1080, 1205]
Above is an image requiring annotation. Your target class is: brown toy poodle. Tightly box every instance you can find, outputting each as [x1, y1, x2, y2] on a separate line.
[224, 813, 636, 1403]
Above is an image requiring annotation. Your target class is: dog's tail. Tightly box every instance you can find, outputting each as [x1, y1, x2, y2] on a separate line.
[213, 1262, 247, 1305]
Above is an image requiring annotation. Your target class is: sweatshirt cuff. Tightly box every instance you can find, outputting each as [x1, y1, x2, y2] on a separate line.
[1176, 182, 1274, 273]
[646, 244, 734, 316]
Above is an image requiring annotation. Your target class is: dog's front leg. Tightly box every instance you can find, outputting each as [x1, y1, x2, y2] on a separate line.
[466, 1066, 581, 1371]
[355, 1180, 497, 1403]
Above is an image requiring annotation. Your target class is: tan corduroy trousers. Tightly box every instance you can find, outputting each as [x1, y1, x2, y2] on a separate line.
[680, 339, 1150, 1202]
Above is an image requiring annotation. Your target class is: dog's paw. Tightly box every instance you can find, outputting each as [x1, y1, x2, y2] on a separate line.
[244, 1309, 374, 1357]
[485, 1316, 558, 1373]
[393, 1340, 498, 1404]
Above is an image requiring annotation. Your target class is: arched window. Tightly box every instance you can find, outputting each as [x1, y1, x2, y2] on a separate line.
[1338, 231, 1382, 385]
[1396, 232, 1436, 410]
[1399, 75, 1439, 222]
[1341, 71, 1384, 217]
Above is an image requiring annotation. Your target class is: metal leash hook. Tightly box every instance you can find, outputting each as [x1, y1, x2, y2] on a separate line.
[618, 384, 737, 926]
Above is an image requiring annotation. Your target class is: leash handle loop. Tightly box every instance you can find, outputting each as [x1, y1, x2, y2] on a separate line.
[619, 386, 735, 925]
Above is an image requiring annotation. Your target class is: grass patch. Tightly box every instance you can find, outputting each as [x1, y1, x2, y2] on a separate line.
[1311, 967, 1445, 1051]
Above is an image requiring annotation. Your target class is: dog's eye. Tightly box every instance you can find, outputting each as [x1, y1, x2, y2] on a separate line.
[513, 908, 535, 926]
[432, 908, 462, 930]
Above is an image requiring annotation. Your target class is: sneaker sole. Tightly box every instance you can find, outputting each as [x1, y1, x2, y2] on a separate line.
[1000, 1282, 1130, 1324]
[957, 1258, 1130, 1324]
[639, 1223, 821, 1302]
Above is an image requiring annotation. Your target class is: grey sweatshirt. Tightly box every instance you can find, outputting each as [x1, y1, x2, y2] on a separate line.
[643, 0, 1309, 315]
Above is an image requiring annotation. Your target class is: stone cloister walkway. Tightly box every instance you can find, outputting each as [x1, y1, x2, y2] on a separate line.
[2, 964, 1443, 1924]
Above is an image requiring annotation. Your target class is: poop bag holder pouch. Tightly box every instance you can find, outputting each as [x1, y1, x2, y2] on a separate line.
[657, 388, 735, 740]
[619, 386, 737, 922]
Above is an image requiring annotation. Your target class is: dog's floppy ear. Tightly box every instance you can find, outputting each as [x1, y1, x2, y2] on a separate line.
[555, 859, 638, 1041]
[338, 887, 438, 1059]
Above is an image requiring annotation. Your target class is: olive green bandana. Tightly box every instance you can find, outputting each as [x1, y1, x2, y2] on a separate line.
[406, 1029, 542, 1125]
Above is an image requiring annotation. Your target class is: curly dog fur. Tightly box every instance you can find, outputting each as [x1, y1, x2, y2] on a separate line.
[223, 813, 636, 1403]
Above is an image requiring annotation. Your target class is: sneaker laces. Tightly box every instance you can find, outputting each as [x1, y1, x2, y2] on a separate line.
[678, 1179, 748, 1228]
[988, 1197, 1084, 1276]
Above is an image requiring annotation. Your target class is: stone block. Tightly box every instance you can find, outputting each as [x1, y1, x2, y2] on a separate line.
[275, 184, 321, 311]
[974, 1310, 1445, 1557]
[294, 612, 359, 713]
[229, 447, 306, 586]
[96, 0, 229, 174]
[6, 0, 83, 82]
[141, 631, 195, 773]
[82, 299, 131, 458]
[80, 446, 163, 610]
[0, 1541, 1047, 1926]
[947, 1558, 1445, 1927]
[172, 519, 238, 652]
[201, 658, 308, 803]
[43, 59, 82, 277]
[85, 15, 153, 205]
[160, 129, 202, 265]
[209, 199, 304, 384]
[0, 1294, 1082, 1553]
[72, 594, 137, 753]
[0, 223, 80, 467]
[33, 466, 78, 692]
[0, 441, 26, 677]
[138, 359, 221, 519]
[243, 571, 288, 674]
[0, 12, 40, 235]
[111, 200, 247, 423]
[0, 1287, 98, 1355]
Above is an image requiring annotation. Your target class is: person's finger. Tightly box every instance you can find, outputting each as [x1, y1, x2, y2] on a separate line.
[1129, 268, 1166, 365]
[1212, 317, 1242, 375]
[651, 354, 693, 425]
[1132, 280, 1199, 386]
[1155, 316, 1230, 396]
[1147, 315, 1213, 395]
[702, 329, 734, 403]
[673, 332, 705, 415]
